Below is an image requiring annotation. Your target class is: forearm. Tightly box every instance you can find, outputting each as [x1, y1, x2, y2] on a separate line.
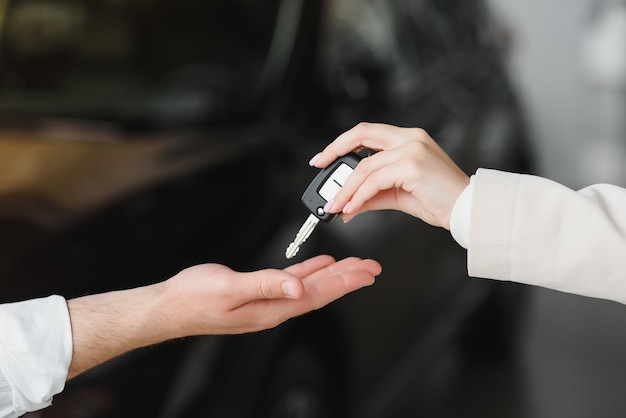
[66, 284, 173, 379]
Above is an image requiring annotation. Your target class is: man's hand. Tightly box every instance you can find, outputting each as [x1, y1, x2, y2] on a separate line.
[67, 255, 381, 379]
[157, 254, 381, 336]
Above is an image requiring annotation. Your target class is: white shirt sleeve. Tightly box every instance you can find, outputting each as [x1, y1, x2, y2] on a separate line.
[467, 168, 626, 304]
[450, 175, 474, 250]
[0, 295, 72, 418]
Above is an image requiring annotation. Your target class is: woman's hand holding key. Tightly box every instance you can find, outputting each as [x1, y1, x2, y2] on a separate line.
[309, 123, 470, 230]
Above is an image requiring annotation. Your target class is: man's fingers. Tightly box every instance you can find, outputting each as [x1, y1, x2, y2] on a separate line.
[283, 254, 336, 277]
[233, 269, 305, 303]
[233, 255, 340, 304]
[228, 258, 382, 331]
[301, 257, 382, 284]
[301, 259, 381, 309]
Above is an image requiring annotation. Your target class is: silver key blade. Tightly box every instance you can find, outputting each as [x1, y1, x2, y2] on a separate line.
[285, 213, 320, 259]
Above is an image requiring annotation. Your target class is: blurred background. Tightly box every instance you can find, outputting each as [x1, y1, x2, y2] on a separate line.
[488, 0, 626, 188]
[0, 0, 625, 417]
[402, 0, 626, 417]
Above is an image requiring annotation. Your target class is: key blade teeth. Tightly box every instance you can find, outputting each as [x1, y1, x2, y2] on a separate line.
[285, 243, 299, 259]
[285, 214, 319, 259]
[285, 236, 304, 259]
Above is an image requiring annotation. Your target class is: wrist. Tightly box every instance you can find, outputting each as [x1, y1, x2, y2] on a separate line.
[67, 285, 168, 378]
[141, 281, 183, 341]
[449, 175, 474, 249]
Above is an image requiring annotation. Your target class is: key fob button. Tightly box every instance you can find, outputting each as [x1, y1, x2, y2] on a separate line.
[301, 152, 362, 223]
[332, 163, 353, 184]
[318, 162, 353, 201]
[319, 178, 342, 201]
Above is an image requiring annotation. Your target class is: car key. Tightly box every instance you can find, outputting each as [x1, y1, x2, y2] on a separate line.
[285, 152, 362, 259]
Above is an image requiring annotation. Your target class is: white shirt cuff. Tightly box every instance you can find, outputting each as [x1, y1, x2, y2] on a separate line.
[0, 295, 72, 417]
[450, 175, 474, 249]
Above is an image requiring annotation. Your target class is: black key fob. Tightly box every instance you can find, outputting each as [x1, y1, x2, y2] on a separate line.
[301, 152, 362, 223]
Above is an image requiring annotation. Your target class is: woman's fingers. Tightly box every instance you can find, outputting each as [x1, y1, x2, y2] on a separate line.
[325, 146, 411, 214]
[309, 123, 469, 228]
[311, 123, 419, 168]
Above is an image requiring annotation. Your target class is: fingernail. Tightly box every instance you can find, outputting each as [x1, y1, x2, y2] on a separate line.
[324, 199, 334, 213]
[281, 281, 298, 299]
[342, 202, 351, 214]
[309, 153, 322, 166]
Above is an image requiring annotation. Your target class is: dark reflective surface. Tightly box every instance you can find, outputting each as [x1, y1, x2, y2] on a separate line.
[0, 1, 537, 417]
[390, 287, 626, 418]
[0, 0, 283, 125]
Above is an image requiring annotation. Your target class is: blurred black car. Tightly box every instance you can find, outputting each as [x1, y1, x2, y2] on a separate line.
[0, 0, 534, 417]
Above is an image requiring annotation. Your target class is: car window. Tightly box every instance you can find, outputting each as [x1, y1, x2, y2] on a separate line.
[0, 0, 283, 127]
